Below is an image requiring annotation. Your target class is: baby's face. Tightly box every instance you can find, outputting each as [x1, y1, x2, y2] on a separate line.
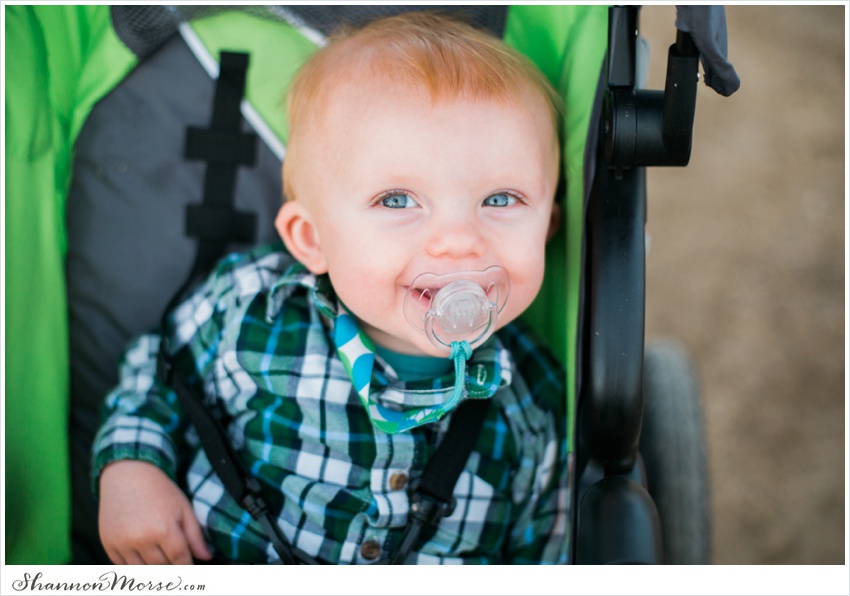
[279, 77, 559, 357]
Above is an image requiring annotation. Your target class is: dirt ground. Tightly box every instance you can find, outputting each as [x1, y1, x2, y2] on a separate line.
[638, 6, 846, 565]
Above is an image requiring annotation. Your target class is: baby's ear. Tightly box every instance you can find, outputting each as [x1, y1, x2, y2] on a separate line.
[275, 201, 328, 274]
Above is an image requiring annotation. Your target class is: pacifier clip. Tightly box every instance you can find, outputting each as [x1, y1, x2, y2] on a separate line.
[446, 340, 473, 410]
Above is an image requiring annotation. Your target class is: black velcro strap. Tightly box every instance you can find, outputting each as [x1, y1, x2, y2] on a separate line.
[185, 204, 257, 243]
[211, 52, 250, 130]
[183, 50, 258, 279]
[185, 128, 257, 165]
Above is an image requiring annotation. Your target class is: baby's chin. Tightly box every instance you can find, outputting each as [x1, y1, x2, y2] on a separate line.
[373, 335, 451, 359]
[372, 326, 512, 359]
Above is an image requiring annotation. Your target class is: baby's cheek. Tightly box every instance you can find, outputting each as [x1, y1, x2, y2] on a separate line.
[511, 260, 546, 300]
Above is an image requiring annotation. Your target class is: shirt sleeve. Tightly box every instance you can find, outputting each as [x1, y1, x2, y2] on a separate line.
[90, 332, 187, 490]
[90, 266, 230, 495]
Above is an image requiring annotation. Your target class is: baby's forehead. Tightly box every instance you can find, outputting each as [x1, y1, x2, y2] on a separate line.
[300, 80, 550, 154]
[299, 54, 550, 125]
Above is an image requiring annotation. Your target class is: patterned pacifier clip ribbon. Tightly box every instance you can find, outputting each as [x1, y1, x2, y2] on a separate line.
[334, 308, 474, 434]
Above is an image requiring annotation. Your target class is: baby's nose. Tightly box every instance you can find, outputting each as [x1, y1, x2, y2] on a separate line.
[424, 212, 486, 259]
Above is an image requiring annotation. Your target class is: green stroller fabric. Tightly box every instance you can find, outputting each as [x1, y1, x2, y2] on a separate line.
[4, 5, 607, 563]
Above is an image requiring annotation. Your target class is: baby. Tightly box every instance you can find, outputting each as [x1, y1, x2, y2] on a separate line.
[93, 11, 567, 564]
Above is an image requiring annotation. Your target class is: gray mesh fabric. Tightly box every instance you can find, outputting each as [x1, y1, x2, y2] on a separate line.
[111, 5, 507, 58]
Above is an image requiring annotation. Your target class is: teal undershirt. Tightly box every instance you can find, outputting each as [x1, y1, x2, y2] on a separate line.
[375, 345, 454, 382]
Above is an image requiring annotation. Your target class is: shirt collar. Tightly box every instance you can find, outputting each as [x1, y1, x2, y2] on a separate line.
[266, 261, 336, 321]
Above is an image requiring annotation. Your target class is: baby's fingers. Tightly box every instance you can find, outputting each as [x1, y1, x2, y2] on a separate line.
[135, 546, 171, 565]
[159, 528, 197, 565]
[142, 539, 188, 565]
[157, 505, 211, 564]
[143, 514, 202, 564]
[181, 511, 213, 562]
[105, 548, 128, 566]
[107, 548, 150, 565]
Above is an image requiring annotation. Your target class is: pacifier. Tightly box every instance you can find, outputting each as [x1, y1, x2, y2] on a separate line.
[404, 266, 510, 351]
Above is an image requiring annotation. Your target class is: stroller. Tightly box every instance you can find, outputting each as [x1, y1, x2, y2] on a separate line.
[5, 5, 738, 565]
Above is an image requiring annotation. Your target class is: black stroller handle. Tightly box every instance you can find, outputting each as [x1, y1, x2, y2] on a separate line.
[604, 6, 700, 169]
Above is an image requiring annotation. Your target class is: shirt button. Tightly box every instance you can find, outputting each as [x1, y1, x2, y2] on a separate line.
[389, 472, 408, 491]
[360, 540, 381, 560]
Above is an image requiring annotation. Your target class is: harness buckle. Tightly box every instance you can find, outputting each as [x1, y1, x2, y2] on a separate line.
[409, 490, 456, 525]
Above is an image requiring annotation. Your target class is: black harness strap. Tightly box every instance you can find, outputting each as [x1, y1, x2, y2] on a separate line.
[157, 355, 302, 555]
[158, 49, 492, 566]
[157, 48, 312, 565]
[156, 350, 317, 565]
[418, 398, 491, 504]
[389, 397, 491, 564]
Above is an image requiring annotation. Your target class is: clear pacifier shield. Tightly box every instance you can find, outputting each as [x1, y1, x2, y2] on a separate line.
[404, 266, 510, 350]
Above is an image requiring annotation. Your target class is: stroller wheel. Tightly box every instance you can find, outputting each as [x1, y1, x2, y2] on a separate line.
[640, 339, 711, 564]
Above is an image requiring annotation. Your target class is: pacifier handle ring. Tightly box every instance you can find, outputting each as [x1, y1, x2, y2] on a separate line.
[485, 282, 500, 310]
[417, 289, 433, 322]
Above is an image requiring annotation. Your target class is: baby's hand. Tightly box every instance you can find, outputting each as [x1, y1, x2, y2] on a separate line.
[98, 460, 213, 564]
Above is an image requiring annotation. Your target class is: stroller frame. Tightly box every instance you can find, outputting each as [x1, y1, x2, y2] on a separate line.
[575, 5, 708, 564]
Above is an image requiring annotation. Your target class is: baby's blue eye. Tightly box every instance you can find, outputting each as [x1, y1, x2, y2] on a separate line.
[380, 193, 419, 209]
[483, 193, 517, 207]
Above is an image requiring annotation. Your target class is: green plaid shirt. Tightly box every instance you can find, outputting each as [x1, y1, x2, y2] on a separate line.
[92, 243, 569, 564]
